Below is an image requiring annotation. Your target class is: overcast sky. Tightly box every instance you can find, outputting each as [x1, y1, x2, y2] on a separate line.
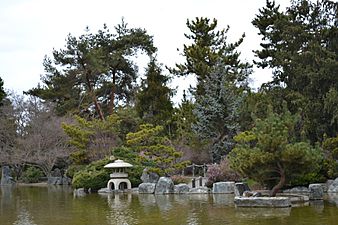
[0, 0, 290, 102]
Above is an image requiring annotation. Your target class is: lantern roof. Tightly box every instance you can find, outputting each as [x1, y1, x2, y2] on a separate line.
[104, 159, 133, 168]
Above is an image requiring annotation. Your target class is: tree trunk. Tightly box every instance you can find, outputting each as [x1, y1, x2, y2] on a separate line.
[109, 71, 116, 115]
[85, 76, 105, 120]
[270, 163, 285, 197]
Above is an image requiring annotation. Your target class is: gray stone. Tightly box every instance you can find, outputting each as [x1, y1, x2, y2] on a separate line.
[155, 177, 174, 194]
[98, 188, 112, 193]
[0, 166, 15, 185]
[235, 183, 250, 197]
[48, 176, 71, 185]
[242, 191, 262, 197]
[138, 183, 156, 194]
[189, 187, 210, 194]
[212, 181, 235, 194]
[252, 191, 262, 197]
[131, 187, 139, 193]
[234, 196, 291, 208]
[51, 168, 62, 177]
[328, 178, 338, 193]
[174, 183, 190, 194]
[140, 168, 159, 183]
[283, 186, 309, 193]
[309, 184, 323, 200]
[47, 177, 62, 185]
[73, 188, 86, 197]
[62, 176, 72, 185]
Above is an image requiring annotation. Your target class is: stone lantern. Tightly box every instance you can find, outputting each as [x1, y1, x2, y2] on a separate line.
[104, 159, 133, 191]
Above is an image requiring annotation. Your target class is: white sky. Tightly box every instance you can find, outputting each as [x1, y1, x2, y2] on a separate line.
[0, 0, 290, 102]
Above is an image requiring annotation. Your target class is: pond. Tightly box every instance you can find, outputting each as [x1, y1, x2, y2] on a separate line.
[2, 185, 338, 225]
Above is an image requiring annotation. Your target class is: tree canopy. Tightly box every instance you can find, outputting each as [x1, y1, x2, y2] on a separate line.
[228, 108, 322, 196]
[28, 22, 156, 119]
[170, 17, 250, 97]
[0, 76, 5, 103]
[252, 0, 338, 142]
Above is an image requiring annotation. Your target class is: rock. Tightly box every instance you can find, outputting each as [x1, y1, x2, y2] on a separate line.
[235, 183, 250, 197]
[283, 186, 309, 193]
[138, 183, 156, 194]
[140, 168, 159, 183]
[73, 188, 86, 197]
[309, 184, 323, 200]
[48, 176, 71, 185]
[155, 177, 174, 194]
[316, 183, 328, 193]
[328, 178, 338, 193]
[131, 187, 139, 193]
[242, 191, 262, 197]
[212, 182, 235, 194]
[189, 187, 210, 194]
[174, 183, 190, 194]
[47, 177, 62, 185]
[98, 188, 112, 193]
[234, 196, 291, 208]
[62, 176, 72, 185]
[0, 166, 15, 185]
[51, 168, 62, 177]
[252, 191, 262, 197]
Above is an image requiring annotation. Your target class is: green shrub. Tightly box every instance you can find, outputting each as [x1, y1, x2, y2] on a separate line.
[66, 165, 86, 178]
[72, 158, 110, 191]
[21, 166, 44, 183]
[72, 169, 110, 191]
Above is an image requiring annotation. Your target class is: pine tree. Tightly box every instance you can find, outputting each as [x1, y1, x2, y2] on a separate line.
[28, 22, 156, 119]
[228, 108, 323, 196]
[0, 76, 5, 103]
[253, 0, 338, 142]
[135, 58, 173, 127]
[170, 17, 249, 97]
[126, 124, 189, 176]
[192, 62, 247, 162]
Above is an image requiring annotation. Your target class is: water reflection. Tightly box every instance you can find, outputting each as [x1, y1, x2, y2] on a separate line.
[235, 207, 291, 219]
[309, 200, 324, 213]
[212, 194, 234, 206]
[13, 208, 37, 225]
[104, 193, 138, 225]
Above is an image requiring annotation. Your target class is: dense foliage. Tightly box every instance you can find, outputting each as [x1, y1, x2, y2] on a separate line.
[228, 108, 323, 196]
[126, 124, 189, 176]
[2, 2, 337, 192]
[27, 22, 156, 119]
[0, 76, 5, 103]
[252, 0, 338, 143]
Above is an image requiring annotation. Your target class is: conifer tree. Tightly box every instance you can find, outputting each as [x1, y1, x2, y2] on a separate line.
[28, 22, 156, 119]
[170, 17, 249, 97]
[135, 58, 173, 126]
[126, 124, 189, 175]
[0, 76, 5, 103]
[253, 0, 338, 142]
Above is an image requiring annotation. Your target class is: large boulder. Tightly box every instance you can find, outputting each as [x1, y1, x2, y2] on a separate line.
[0, 166, 15, 185]
[138, 183, 156, 194]
[212, 181, 235, 194]
[234, 197, 291, 208]
[140, 168, 159, 183]
[189, 187, 210, 194]
[328, 178, 338, 193]
[283, 186, 309, 193]
[155, 177, 174, 194]
[309, 184, 323, 200]
[234, 183, 250, 197]
[174, 183, 190, 194]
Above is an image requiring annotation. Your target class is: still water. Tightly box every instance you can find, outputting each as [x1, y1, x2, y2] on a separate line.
[2, 186, 338, 225]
